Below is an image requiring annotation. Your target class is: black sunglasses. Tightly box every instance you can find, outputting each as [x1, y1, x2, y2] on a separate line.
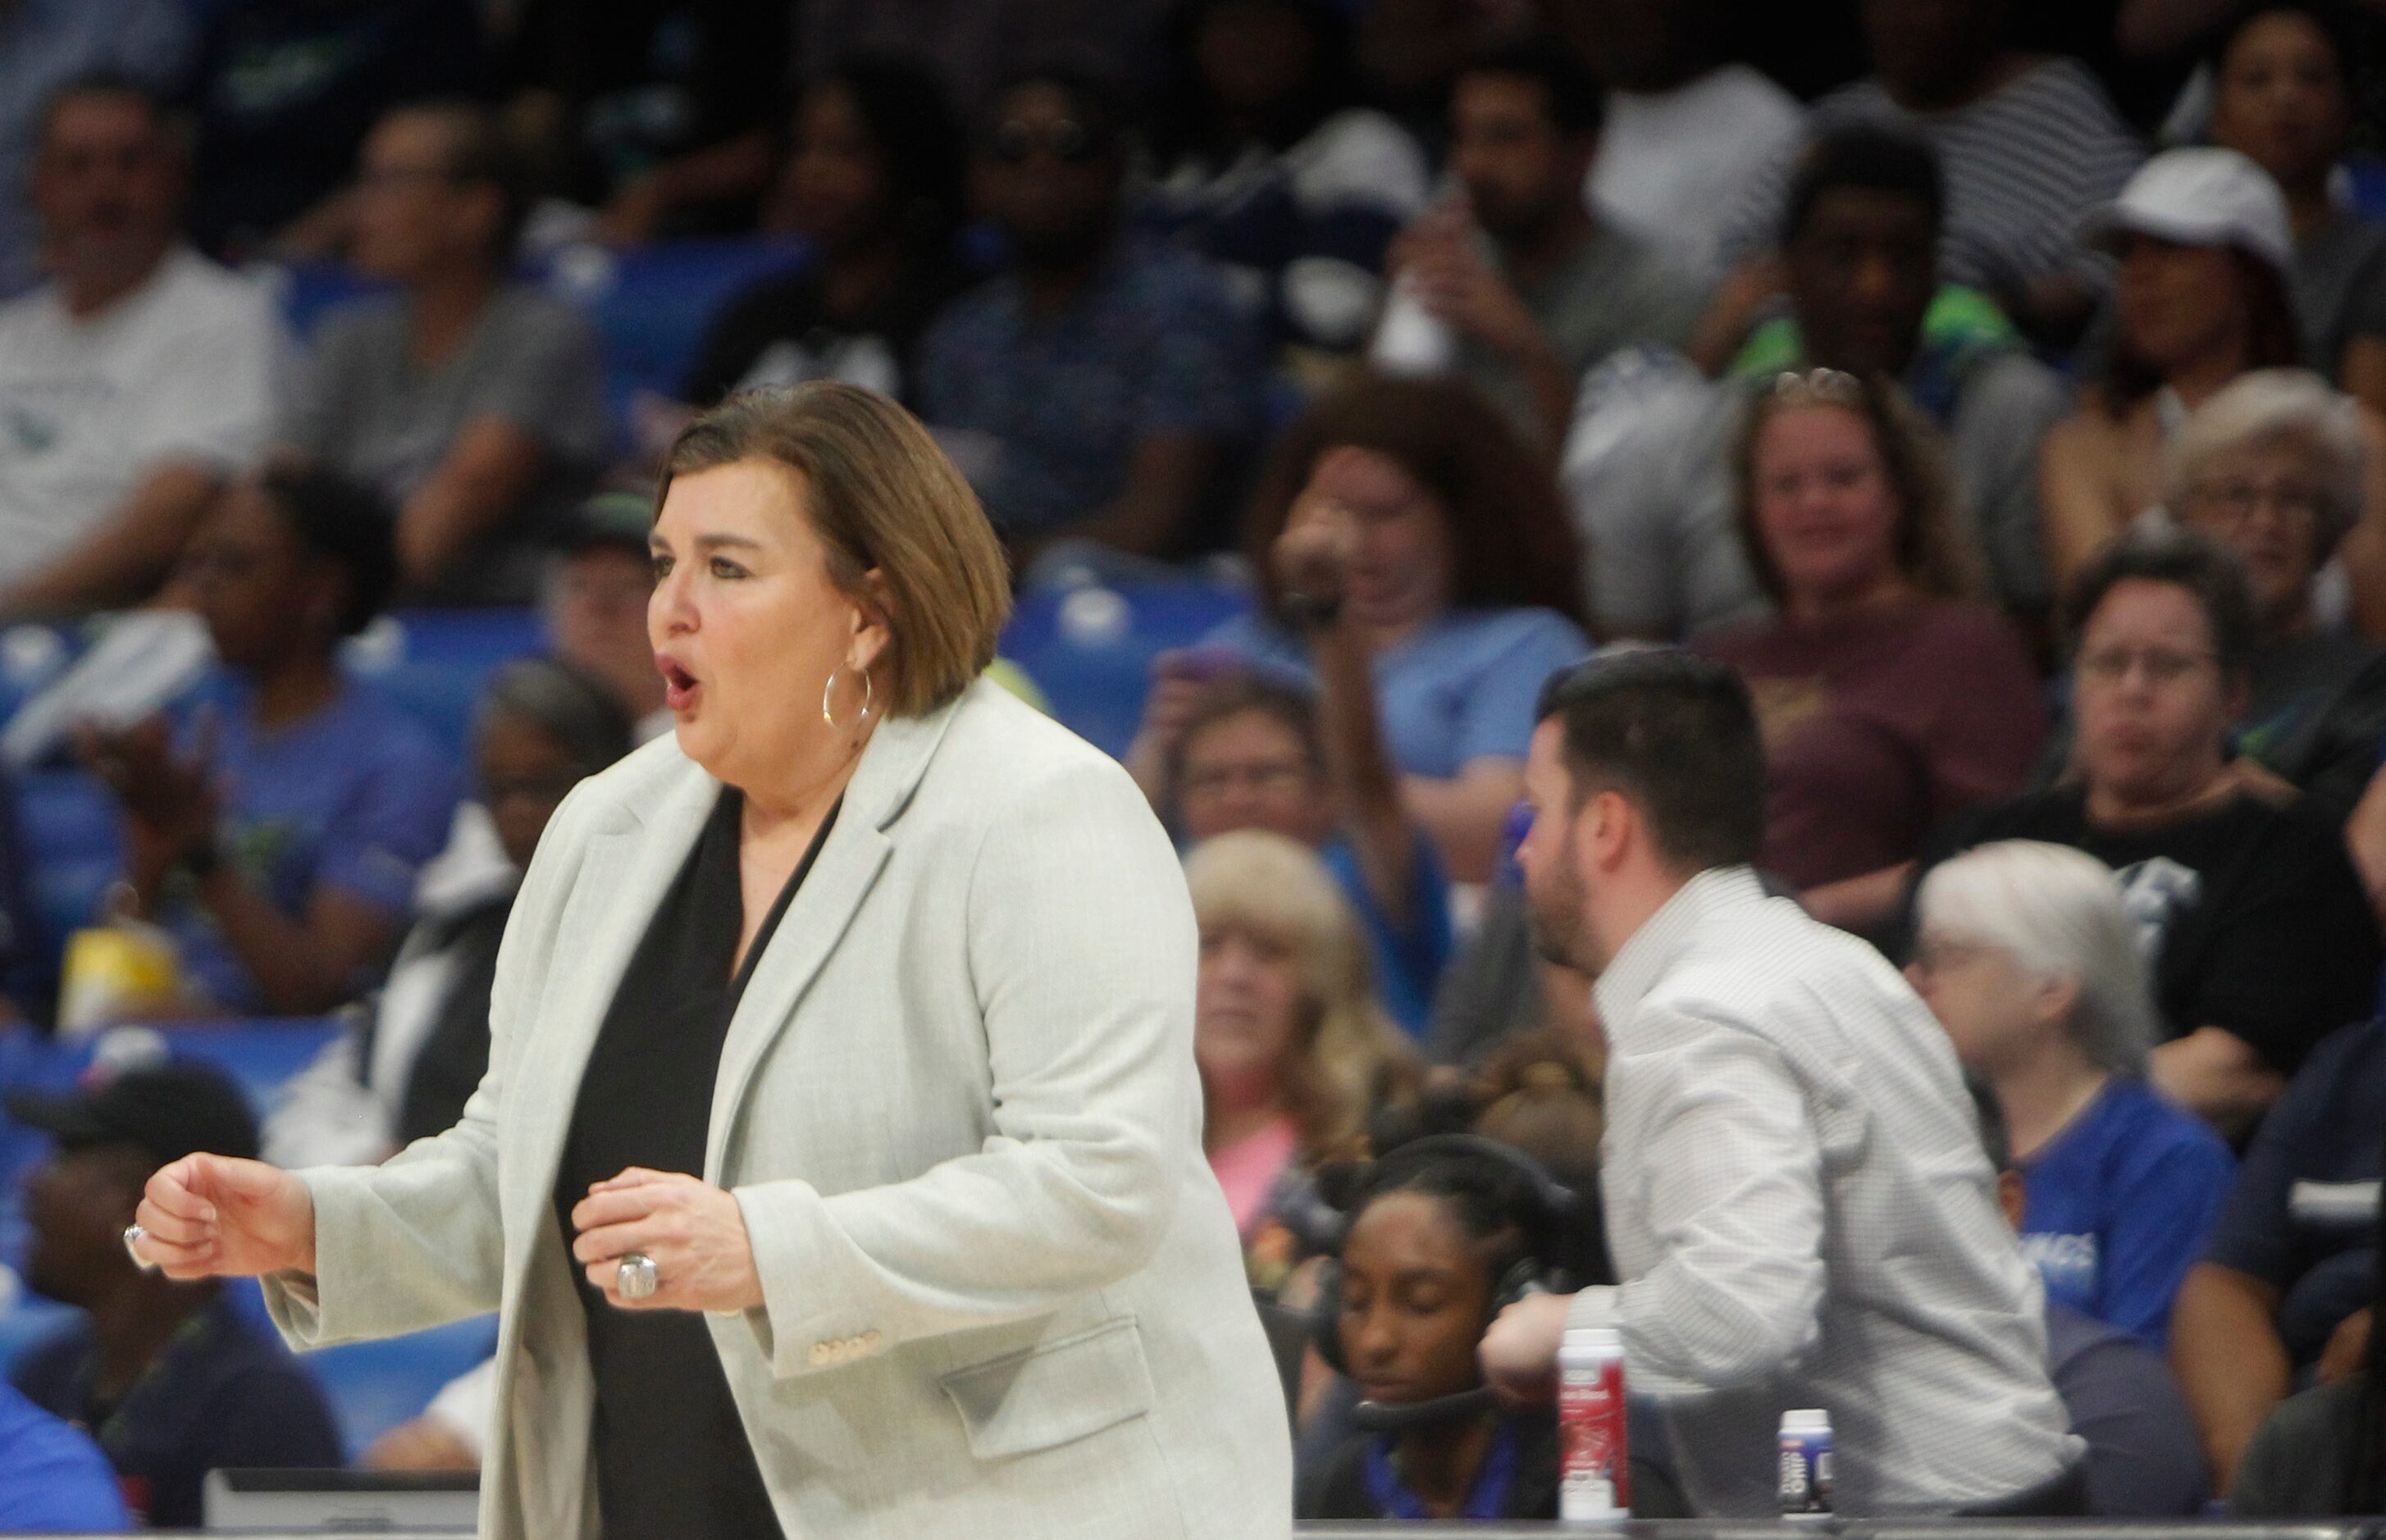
[985, 118, 1110, 166]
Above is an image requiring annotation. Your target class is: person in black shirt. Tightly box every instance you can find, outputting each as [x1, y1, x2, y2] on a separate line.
[1301, 1137, 1567, 1522]
[7, 1061, 342, 1527]
[677, 59, 970, 412]
[1913, 531, 2383, 1138]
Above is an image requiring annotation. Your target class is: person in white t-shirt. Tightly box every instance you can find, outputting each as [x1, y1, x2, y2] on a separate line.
[1551, 0, 1805, 289]
[0, 77, 284, 616]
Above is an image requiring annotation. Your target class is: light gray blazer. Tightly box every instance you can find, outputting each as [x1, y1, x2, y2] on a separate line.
[263, 680, 1293, 1539]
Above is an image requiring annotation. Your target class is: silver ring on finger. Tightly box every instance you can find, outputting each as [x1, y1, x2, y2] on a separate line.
[123, 1223, 161, 1273]
[616, 1252, 659, 1301]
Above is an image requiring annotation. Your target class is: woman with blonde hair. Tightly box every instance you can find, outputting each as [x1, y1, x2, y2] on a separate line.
[1186, 830, 1419, 1283]
[1693, 367, 2046, 936]
[1908, 841, 2234, 1345]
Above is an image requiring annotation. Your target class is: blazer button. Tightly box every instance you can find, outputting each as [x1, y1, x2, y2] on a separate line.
[810, 1342, 833, 1364]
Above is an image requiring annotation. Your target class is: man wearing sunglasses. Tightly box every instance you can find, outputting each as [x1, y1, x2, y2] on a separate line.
[918, 66, 1261, 568]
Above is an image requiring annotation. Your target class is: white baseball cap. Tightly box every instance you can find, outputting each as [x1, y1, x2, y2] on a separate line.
[2086, 148, 2295, 280]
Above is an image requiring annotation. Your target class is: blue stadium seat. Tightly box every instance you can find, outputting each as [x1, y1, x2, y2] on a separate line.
[2347, 156, 2386, 222]
[305, 1314, 500, 1460]
[345, 608, 547, 763]
[1001, 581, 1254, 759]
[18, 769, 121, 954]
[529, 237, 812, 445]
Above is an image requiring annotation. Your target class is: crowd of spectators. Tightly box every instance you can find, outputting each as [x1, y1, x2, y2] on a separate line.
[7, 0, 2386, 1525]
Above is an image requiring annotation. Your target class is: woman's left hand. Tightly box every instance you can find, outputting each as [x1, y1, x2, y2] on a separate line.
[570, 1168, 765, 1314]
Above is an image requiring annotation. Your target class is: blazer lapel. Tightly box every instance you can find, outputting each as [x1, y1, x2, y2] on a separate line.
[506, 766, 719, 1272]
[704, 687, 975, 1178]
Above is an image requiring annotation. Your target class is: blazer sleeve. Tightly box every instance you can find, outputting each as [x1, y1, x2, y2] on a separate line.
[731, 756, 1200, 1378]
[260, 785, 595, 1349]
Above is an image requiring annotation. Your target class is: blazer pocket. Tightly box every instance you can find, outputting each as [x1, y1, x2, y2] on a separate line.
[938, 1315, 1155, 1461]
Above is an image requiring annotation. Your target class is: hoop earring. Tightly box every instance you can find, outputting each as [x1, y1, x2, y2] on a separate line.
[823, 666, 874, 731]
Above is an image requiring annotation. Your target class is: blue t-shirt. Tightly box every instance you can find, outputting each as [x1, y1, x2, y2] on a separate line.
[1204, 608, 1592, 781]
[2017, 1078, 2235, 1346]
[916, 235, 1261, 538]
[11, 1292, 343, 1528]
[0, 1378, 130, 1533]
[161, 673, 461, 1014]
[2205, 1018, 2386, 1365]
[1318, 832, 1451, 1038]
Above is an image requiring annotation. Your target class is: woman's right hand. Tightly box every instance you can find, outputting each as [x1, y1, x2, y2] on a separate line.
[133, 1154, 317, 1280]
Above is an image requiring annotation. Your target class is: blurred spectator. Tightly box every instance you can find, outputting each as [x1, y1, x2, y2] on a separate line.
[1143, 0, 1430, 358]
[540, 490, 668, 738]
[2039, 150, 2329, 596]
[2207, 3, 2386, 412]
[1547, 0, 1805, 287]
[77, 460, 460, 1019]
[496, 0, 791, 245]
[284, 101, 609, 604]
[1165, 677, 1452, 1035]
[677, 60, 969, 409]
[182, 0, 486, 260]
[1713, 0, 2143, 354]
[0, 78, 285, 618]
[1146, 373, 1589, 882]
[6, 1061, 342, 1528]
[2170, 371, 2386, 820]
[0, 1380, 130, 1532]
[1353, 0, 1536, 156]
[797, 0, 1179, 121]
[1913, 532, 2382, 1137]
[1910, 841, 2234, 1344]
[266, 657, 633, 1169]
[1185, 830, 1421, 1287]
[2173, 1017, 2386, 1495]
[916, 65, 1261, 561]
[1573, 125, 2069, 636]
[0, 0, 193, 298]
[1385, 36, 1702, 450]
[1968, 1076, 2214, 1515]
[1694, 369, 2046, 936]
[2228, 1127, 2386, 1515]
[1300, 1138, 1566, 1519]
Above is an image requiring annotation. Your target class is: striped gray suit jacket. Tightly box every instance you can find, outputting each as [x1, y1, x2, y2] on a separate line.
[264, 679, 1293, 1539]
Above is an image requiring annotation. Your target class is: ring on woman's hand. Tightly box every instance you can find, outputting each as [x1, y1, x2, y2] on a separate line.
[122, 1223, 160, 1273]
[616, 1252, 659, 1301]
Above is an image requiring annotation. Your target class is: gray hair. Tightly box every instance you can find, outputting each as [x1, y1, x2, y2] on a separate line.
[477, 657, 635, 777]
[2169, 367, 2367, 558]
[1912, 841, 2156, 1076]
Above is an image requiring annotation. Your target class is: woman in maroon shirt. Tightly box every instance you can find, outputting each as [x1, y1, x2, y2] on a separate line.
[1694, 368, 2047, 937]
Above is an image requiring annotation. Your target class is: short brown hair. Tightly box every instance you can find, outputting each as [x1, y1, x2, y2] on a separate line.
[1167, 674, 1323, 789]
[659, 384, 1012, 718]
[1243, 371, 1587, 627]
[1732, 368, 1985, 608]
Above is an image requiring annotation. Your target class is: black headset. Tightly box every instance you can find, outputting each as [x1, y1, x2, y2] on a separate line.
[1307, 1134, 1581, 1429]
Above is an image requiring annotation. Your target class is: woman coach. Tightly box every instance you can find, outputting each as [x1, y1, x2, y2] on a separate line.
[126, 383, 1293, 1539]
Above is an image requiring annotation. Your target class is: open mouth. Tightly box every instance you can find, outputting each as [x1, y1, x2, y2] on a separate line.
[657, 658, 701, 713]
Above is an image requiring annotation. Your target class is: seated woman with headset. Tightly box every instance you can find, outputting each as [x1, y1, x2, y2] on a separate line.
[1298, 1135, 1576, 1520]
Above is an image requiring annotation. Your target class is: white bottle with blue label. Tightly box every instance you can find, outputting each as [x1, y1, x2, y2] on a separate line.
[1778, 1408, 1833, 1520]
